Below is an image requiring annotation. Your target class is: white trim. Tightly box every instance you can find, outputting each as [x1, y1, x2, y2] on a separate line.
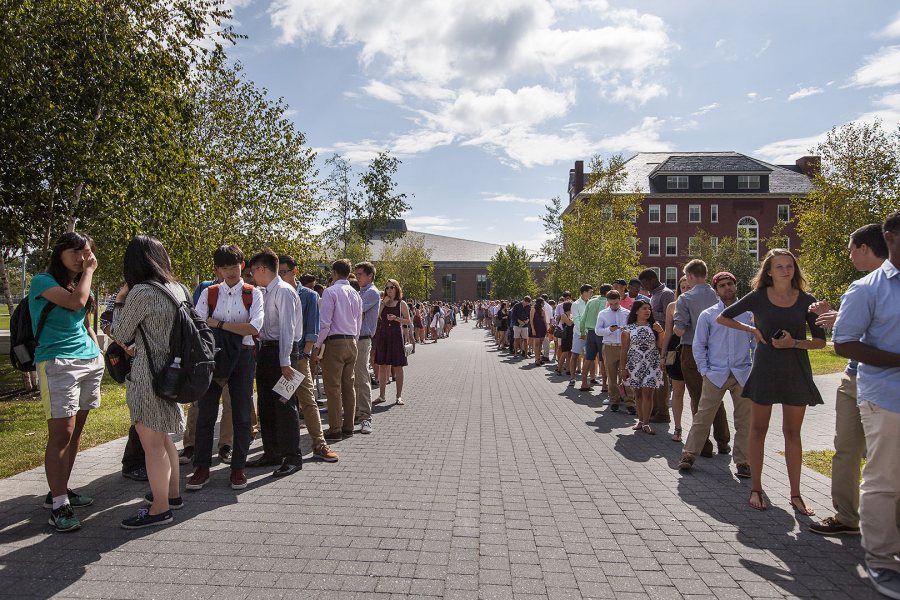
[738, 216, 759, 259]
[738, 175, 761, 189]
[702, 175, 724, 190]
[665, 236, 678, 257]
[666, 175, 688, 189]
[665, 267, 678, 290]
[648, 204, 660, 223]
[778, 204, 790, 222]
[648, 237, 660, 257]
[689, 204, 701, 223]
[710, 204, 719, 223]
[666, 204, 678, 223]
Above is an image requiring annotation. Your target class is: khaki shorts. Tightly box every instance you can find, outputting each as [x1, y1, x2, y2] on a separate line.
[38, 356, 104, 420]
[513, 326, 529, 339]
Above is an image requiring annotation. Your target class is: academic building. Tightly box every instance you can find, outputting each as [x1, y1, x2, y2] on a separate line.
[565, 152, 817, 289]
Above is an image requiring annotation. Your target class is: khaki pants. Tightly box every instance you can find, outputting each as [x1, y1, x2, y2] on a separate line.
[652, 371, 670, 419]
[321, 338, 358, 433]
[354, 338, 373, 421]
[183, 386, 233, 449]
[602, 344, 634, 408]
[684, 375, 750, 466]
[832, 373, 865, 527]
[859, 400, 900, 572]
[293, 356, 325, 447]
[681, 346, 730, 447]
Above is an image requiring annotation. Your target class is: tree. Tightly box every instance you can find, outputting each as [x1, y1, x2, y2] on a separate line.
[685, 230, 759, 297]
[539, 196, 565, 297]
[354, 152, 411, 253]
[374, 234, 434, 302]
[546, 154, 644, 292]
[487, 244, 538, 299]
[794, 120, 900, 302]
[320, 154, 359, 257]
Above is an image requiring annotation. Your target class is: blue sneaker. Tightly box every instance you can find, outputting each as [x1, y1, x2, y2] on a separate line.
[48, 504, 81, 532]
[869, 567, 900, 600]
[43, 489, 93, 509]
[121, 508, 173, 530]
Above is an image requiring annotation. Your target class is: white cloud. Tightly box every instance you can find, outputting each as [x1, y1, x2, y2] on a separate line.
[692, 102, 720, 116]
[877, 12, 900, 38]
[362, 80, 404, 104]
[756, 39, 771, 57]
[747, 92, 758, 100]
[715, 38, 726, 49]
[604, 79, 667, 105]
[482, 193, 549, 205]
[405, 215, 465, 232]
[523, 216, 542, 223]
[787, 86, 823, 102]
[848, 46, 900, 88]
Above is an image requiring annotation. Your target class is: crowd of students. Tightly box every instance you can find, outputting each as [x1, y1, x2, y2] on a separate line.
[476, 210, 900, 599]
[28, 237, 431, 532]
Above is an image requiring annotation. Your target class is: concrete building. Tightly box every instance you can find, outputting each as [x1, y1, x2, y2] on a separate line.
[565, 152, 817, 289]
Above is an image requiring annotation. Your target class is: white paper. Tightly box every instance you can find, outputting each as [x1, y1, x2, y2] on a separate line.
[272, 368, 306, 402]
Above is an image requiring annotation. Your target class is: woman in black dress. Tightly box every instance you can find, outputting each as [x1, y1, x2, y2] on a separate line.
[374, 279, 412, 405]
[717, 249, 826, 514]
[661, 276, 692, 441]
[529, 297, 548, 365]
[556, 302, 574, 376]
[495, 301, 509, 349]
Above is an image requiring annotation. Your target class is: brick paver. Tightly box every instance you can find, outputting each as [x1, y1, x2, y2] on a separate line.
[0, 322, 877, 599]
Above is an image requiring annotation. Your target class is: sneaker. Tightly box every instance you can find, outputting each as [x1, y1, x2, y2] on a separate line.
[868, 567, 900, 600]
[809, 517, 860, 536]
[230, 469, 248, 490]
[44, 488, 94, 509]
[313, 443, 339, 462]
[178, 446, 193, 465]
[218, 445, 232, 464]
[324, 429, 343, 442]
[590, 378, 600, 385]
[677, 456, 694, 471]
[48, 504, 80, 532]
[735, 464, 752, 479]
[626, 406, 637, 415]
[360, 419, 373, 435]
[185, 466, 210, 490]
[144, 492, 185, 510]
[122, 466, 148, 482]
[700, 440, 715, 458]
[121, 508, 173, 530]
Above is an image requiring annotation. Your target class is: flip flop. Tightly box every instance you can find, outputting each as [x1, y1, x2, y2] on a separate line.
[790, 495, 815, 516]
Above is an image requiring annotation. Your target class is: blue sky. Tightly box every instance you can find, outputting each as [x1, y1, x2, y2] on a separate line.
[226, 1, 900, 251]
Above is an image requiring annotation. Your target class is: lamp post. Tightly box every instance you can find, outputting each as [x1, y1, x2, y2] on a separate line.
[422, 263, 432, 302]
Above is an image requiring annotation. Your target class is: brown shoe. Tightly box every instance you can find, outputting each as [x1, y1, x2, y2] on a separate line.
[230, 469, 248, 490]
[324, 429, 343, 442]
[313, 444, 339, 462]
[186, 466, 210, 490]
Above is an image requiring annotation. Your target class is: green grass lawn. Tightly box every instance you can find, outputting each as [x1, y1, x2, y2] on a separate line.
[0, 303, 9, 330]
[808, 347, 847, 376]
[802, 449, 865, 480]
[0, 356, 131, 479]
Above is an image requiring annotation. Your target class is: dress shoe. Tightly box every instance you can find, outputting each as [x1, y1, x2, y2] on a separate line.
[246, 454, 281, 468]
[718, 443, 731, 455]
[324, 429, 343, 442]
[272, 462, 302, 477]
[700, 440, 714, 458]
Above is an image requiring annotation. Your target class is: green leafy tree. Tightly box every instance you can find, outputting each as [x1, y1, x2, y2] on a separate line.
[794, 120, 900, 302]
[488, 244, 538, 299]
[354, 152, 411, 253]
[320, 154, 360, 257]
[374, 235, 434, 302]
[685, 230, 760, 297]
[548, 154, 643, 292]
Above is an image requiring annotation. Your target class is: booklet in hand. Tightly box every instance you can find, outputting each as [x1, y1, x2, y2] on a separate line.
[272, 367, 306, 403]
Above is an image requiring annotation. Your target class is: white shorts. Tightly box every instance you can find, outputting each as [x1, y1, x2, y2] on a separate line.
[571, 335, 586, 355]
[513, 326, 529, 340]
[38, 355, 104, 420]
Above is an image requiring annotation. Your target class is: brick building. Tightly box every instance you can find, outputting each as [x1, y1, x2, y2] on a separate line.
[565, 152, 817, 289]
[368, 220, 545, 302]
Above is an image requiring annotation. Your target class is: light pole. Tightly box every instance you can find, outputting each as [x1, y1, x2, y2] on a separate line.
[422, 263, 432, 302]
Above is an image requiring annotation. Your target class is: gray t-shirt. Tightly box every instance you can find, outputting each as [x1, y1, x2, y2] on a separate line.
[673, 283, 718, 345]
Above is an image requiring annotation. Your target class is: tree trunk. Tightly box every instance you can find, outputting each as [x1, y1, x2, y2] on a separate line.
[0, 250, 14, 315]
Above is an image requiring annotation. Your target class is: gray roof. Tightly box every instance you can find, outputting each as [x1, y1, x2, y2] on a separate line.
[592, 152, 813, 196]
[652, 154, 772, 174]
[369, 230, 506, 264]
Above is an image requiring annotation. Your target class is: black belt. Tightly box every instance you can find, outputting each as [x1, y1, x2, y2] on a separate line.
[358, 335, 372, 340]
[326, 334, 355, 341]
[259, 340, 301, 350]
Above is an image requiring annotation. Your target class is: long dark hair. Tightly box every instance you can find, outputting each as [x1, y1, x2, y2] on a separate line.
[47, 232, 96, 312]
[123, 235, 177, 288]
[627, 299, 659, 340]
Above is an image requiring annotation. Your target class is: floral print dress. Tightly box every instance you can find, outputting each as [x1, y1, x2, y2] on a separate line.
[624, 323, 663, 389]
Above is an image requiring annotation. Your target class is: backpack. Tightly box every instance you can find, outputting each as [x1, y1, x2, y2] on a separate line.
[9, 296, 55, 372]
[206, 283, 254, 315]
[137, 281, 216, 404]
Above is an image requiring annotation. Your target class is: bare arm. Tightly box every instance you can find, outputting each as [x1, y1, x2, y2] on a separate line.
[717, 314, 766, 345]
[619, 330, 630, 375]
[835, 341, 900, 368]
[661, 302, 675, 353]
[39, 254, 97, 310]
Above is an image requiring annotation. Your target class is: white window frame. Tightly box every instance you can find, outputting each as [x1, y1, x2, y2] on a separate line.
[688, 236, 699, 255]
[778, 204, 790, 222]
[665, 267, 678, 290]
[711, 237, 719, 251]
[648, 237, 660, 257]
[710, 204, 719, 223]
[689, 204, 701, 223]
[666, 205, 678, 223]
[648, 204, 660, 223]
[650, 267, 660, 279]
[666, 236, 678, 257]
[702, 175, 724, 190]
[601, 205, 613, 220]
[667, 175, 689, 190]
[738, 175, 761, 189]
[738, 216, 759, 259]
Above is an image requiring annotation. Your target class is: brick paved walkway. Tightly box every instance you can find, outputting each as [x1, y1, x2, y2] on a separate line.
[0, 322, 877, 599]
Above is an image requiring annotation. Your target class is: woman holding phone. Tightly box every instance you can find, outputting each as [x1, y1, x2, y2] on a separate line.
[716, 249, 826, 514]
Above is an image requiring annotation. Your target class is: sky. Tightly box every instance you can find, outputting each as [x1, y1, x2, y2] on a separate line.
[225, 1, 900, 251]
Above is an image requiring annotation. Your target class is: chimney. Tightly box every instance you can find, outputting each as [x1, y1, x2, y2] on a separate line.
[574, 160, 584, 195]
[796, 155, 821, 177]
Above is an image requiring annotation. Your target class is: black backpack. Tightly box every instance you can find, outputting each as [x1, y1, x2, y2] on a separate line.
[9, 296, 55, 372]
[137, 281, 216, 404]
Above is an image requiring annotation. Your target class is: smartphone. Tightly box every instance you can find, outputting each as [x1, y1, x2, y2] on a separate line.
[773, 329, 787, 340]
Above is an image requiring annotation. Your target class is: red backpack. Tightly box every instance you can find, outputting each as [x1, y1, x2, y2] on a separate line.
[207, 283, 254, 315]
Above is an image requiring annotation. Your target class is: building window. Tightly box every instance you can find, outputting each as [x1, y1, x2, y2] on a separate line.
[738, 175, 761, 189]
[665, 267, 678, 290]
[649, 237, 660, 256]
[667, 175, 689, 189]
[666, 205, 677, 223]
[476, 274, 488, 299]
[711, 237, 719, 251]
[626, 207, 637, 223]
[601, 205, 613, 220]
[689, 205, 701, 223]
[650, 267, 660, 279]
[442, 274, 455, 302]
[666, 237, 678, 256]
[710, 204, 719, 223]
[688, 237, 699, 255]
[702, 175, 724, 190]
[738, 216, 759, 258]
[778, 204, 790, 222]
[648, 205, 660, 223]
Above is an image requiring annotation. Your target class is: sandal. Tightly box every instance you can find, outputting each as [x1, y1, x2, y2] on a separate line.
[671, 427, 682, 442]
[749, 490, 768, 511]
[789, 495, 815, 516]
[641, 424, 655, 435]
[395, 398, 405, 405]
[632, 421, 643, 431]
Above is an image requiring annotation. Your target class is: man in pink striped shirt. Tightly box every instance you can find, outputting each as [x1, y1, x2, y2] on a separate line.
[313, 259, 363, 441]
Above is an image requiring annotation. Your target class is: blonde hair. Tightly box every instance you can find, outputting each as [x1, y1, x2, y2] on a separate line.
[753, 248, 807, 290]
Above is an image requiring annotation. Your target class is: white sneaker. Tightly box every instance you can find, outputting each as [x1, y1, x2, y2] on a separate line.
[360, 420, 373, 434]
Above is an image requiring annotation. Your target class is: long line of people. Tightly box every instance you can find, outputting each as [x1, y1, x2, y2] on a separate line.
[476, 210, 900, 599]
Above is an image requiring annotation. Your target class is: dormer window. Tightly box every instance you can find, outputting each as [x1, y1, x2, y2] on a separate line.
[702, 175, 724, 189]
[666, 176, 688, 189]
[738, 175, 760, 189]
